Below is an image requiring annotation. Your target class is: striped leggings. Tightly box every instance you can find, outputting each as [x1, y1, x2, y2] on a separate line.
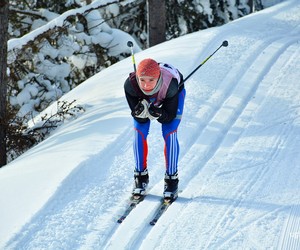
[133, 89, 186, 175]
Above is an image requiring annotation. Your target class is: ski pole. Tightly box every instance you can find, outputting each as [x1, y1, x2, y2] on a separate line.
[127, 41, 137, 72]
[183, 40, 228, 83]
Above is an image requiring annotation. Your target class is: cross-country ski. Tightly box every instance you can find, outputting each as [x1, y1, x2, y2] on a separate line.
[2, 1, 300, 250]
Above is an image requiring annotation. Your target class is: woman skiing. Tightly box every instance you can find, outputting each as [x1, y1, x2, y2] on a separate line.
[124, 58, 185, 200]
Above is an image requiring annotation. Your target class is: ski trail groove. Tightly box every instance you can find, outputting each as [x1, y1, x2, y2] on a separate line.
[208, 40, 300, 249]
[102, 38, 268, 249]
[137, 32, 300, 249]
[279, 205, 300, 249]
[206, 127, 289, 249]
[5, 126, 135, 249]
[188, 37, 300, 250]
[75, 18, 300, 250]
[103, 29, 300, 249]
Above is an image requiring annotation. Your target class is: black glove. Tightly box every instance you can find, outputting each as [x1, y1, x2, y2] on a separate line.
[148, 104, 162, 120]
[132, 99, 149, 118]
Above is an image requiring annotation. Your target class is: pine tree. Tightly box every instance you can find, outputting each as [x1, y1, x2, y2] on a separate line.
[147, 0, 166, 46]
[0, 0, 9, 167]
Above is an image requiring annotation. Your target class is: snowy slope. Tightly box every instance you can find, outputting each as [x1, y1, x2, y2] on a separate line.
[1, 0, 300, 249]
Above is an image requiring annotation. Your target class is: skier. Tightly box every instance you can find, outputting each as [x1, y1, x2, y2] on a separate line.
[124, 58, 186, 200]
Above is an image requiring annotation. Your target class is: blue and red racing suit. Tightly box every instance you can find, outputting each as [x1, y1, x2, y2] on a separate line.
[124, 63, 185, 175]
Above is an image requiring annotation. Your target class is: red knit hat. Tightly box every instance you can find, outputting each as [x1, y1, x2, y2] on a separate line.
[136, 58, 160, 78]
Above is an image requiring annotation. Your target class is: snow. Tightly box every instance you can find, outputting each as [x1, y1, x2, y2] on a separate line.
[1, 0, 300, 249]
[8, 0, 141, 120]
[7, 0, 121, 51]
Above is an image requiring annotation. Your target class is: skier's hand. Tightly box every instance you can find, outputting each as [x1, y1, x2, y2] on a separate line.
[132, 99, 150, 119]
[148, 103, 162, 120]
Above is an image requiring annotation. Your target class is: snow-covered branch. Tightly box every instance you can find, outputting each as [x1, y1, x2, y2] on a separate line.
[6, 0, 141, 161]
[7, 0, 140, 121]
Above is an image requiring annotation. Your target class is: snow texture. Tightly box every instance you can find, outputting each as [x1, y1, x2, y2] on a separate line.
[1, 0, 300, 249]
[8, 0, 140, 122]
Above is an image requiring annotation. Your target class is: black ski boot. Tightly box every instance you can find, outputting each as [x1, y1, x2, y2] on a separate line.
[132, 169, 149, 196]
[163, 172, 179, 201]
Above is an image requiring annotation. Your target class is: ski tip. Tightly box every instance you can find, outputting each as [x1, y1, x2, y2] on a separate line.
[149, 220, 157, 226]
[117, 217, 125, 223]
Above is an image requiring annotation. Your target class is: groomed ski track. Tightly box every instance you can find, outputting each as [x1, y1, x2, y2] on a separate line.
[104, 2, 300, 249]
[4, 1, 300, 249]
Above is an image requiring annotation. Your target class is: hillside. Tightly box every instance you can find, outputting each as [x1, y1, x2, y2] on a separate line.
[1, 0, 300, 249]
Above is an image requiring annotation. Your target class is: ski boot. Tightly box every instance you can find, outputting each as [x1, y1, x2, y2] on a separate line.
[132, 169, 149, 196]
[163, 172, 179, 201]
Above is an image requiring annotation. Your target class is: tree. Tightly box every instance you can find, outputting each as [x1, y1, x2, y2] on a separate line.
[3, 0, 266, 163]
[147, 0, 166, 47]
[0, 0, 9, 167]
[5, 1, 134, 162]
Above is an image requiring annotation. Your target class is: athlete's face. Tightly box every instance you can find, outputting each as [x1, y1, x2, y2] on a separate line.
[138, 76, 158, 92]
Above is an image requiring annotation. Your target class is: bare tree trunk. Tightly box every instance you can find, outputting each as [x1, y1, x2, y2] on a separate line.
[0, 0, 9, 167]
[249, 0, 255, 13]
[147, 0, 166, 47]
